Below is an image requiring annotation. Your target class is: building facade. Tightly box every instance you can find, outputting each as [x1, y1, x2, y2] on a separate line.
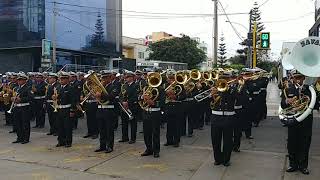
[122, 36, 149, 61]
[309, 0, 320, 36]
[0, 0, 122, 73]
[145, 32, 175, 44]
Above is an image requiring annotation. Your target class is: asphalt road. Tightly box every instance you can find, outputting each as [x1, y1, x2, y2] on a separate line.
[0, 82, 319, 180]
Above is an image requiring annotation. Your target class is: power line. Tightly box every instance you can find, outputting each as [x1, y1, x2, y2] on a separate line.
[48, 1, 248, 17]
[263, 12, 313, 23]
[259, 0, 272, 8]
[56, 12, 96, 33]
[218, 0, 244, 42]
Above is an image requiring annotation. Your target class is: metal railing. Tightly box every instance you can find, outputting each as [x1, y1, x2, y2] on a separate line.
[60, 64, 110, 73]
[43, 64, 110, 73]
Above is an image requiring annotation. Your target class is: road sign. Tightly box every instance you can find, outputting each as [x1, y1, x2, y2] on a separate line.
[42, 39, 51, 57]
[260, 32, 270, 49]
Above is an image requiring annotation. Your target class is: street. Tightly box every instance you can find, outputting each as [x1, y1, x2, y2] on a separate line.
[0, 82, 319, 180]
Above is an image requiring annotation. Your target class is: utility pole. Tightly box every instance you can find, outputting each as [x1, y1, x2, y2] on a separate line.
[247, 10, 253, 68]
[252, 21, 257, 68]
[52, 1, 57, 72]
[213, 0, 218, 68]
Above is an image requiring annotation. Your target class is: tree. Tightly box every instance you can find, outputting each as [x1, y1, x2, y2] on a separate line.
[148, 35, 206, 69]
[217, 34, 227, 67]
[90, 13, 105, 47]
[237, 1, 267, 66]
[83, 13, 110, 54]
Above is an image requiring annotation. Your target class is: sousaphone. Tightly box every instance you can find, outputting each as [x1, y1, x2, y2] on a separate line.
[279, 37, 319, 124]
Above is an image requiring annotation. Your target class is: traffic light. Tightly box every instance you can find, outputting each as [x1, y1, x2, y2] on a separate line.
[260, 32, 270, 49]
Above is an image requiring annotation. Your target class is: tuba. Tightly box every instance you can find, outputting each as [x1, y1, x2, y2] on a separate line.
[279, 37, 320, 124]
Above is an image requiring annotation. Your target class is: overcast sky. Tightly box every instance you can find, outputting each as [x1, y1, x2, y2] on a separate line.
[122, 0, 315, 61]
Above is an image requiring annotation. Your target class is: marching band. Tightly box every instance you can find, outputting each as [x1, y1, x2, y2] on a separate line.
[0, 68, 270, 162]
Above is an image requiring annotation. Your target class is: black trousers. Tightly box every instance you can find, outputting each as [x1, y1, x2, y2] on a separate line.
[34, 99, 45, 127]
[57, 108, 72, 145]
[211, 115, 234, 164]
[143, 111, 161, 153]
[47, 104, 58, 134]
[287, 127, 312, 169]
[121, 107, 138, 141]
[261, 90, 267, 119]
[4, 104, 12, 125]
[204, 101, 211, 125]
[182, 101, 194, 136]
[85, 103, 98, 136]
[97, 108, 116, 149]
[166, 104, 181, 145]
[13, 106, 31, 142]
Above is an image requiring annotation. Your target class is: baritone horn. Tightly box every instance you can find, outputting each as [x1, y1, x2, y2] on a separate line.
[139, 72, 162, 109]
[82, 72, 108, 105]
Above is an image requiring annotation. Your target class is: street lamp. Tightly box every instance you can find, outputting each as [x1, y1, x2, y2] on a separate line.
[225, 21, 249, 31]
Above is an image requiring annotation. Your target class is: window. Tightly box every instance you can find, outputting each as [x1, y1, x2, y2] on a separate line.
[138, 52, 144, 59]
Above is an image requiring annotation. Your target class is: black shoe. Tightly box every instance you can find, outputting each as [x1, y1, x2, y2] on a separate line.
[214, 162, 222, 166]
[91, 135, 98, 139]
[223, 162, 231, 167]
[9, 131, 16, 134]
[105, 148, 113, 153]
[56, 143, 65, 147]
[12, 140, 22, 144]
[53, 133, 58, 136]
[47, 132, 54, 135]
[246, 136, 254, 139]
[153, 152, 160, 158]
[65, 144, 72, 148]
[128, 140, 136, 144]
[118, 139, 129, 143]
[198, 127, 204, 130]
[95, 148, 106, 152]
[300, 168, 310, 175]
[173, 143, 179, 148]
[21, 140, 29, 144]
[164, 142, 172, 146]
[187, 134, 193, 138]
[286, 166, 298, 172]
[233, 148, 240, 152]
[38, 126, 44, 129]
[141, 150, 153, 156]
[83, 134, 91, 138]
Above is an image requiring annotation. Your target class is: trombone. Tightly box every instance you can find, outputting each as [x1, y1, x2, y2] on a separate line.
[194, 78, 237, 102]
[118, 102, 134, 120]
[119, 84, 134, 120]
[7, 90, 19, 114]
